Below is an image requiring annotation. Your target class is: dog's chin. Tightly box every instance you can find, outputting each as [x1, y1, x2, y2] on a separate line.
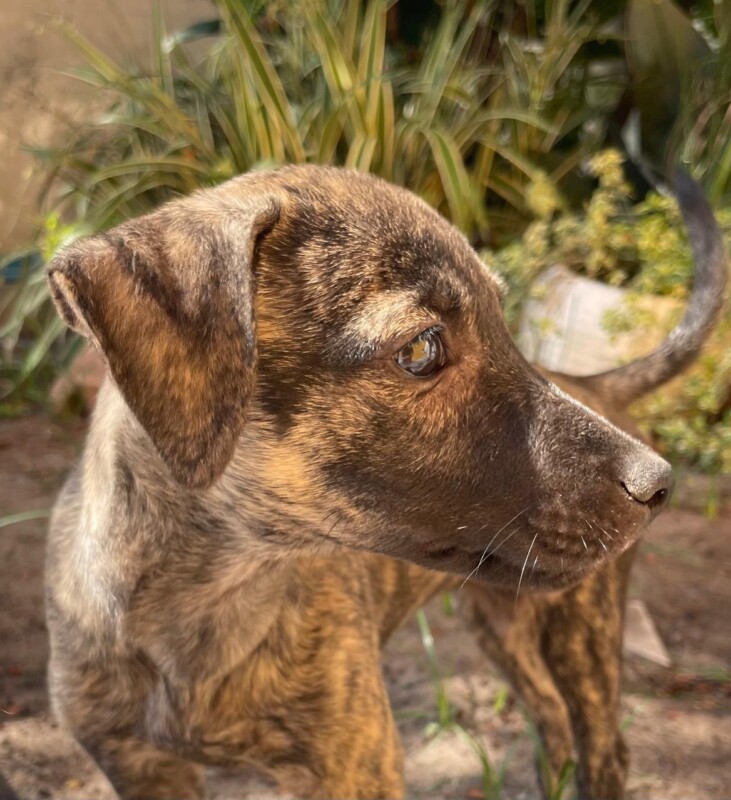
[419, 545, 608, 593]
[413, 504, 654, 592]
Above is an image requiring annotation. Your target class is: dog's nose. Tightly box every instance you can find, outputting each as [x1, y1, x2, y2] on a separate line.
[621, 452, 673, 512]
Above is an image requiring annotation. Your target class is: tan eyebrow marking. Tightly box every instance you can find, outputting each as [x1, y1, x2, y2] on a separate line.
[333, 291, 439, 363]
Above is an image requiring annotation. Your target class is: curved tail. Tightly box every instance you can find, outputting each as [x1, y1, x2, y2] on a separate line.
[584, 169, 728, 408]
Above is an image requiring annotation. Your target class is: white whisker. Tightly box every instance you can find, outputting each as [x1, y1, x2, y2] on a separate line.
[597, 523, 614, 541]
[459, 506, 530, 588]
[516, 532, 538, 602]
[486, 525, 523, 560]
[460, 524, 523, 588]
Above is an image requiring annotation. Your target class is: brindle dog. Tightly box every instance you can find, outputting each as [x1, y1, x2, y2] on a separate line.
[45, 166, 725, 800]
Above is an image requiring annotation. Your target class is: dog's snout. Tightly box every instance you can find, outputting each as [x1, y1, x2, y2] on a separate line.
[620, 453, 673, 512]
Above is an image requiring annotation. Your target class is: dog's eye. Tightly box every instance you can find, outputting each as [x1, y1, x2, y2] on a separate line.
[395, 329, 446, 378]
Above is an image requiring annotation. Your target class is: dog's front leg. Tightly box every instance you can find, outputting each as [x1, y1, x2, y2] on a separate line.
[302, 693, 405, 800]
[460, 585, 575, 798]
[262, 642, 406, 800]
[53, 673, 202, 798]
[49, 653, 206, 800]
[538, 550, 635, 800]
[463, 553, 632, 800]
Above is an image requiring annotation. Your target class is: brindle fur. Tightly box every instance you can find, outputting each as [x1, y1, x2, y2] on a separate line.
[45, 166, 724, 800]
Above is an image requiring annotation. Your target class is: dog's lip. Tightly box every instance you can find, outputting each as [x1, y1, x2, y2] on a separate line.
[423, 543, 510, 575]
[429, 514, 641, 584]
[459, 534, 605, 581]
[459, 546, 535, 580]
[417, 539, 602, 591]
[462, 546, 592, 589]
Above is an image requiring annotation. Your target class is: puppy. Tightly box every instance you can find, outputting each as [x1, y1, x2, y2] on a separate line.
[46, 165, 682, 800]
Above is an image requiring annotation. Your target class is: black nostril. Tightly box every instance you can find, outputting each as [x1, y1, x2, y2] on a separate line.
[646, 486, 669, 511]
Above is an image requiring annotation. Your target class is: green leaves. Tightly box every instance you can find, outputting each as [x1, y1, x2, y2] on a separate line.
[37, 0, 595, 242]
[626, 0, 713, 162]
[9, 0, 730, 416]
[425, 129, 480, 235]
[623, 0, 730, 203]
[218, 0, 305, 163]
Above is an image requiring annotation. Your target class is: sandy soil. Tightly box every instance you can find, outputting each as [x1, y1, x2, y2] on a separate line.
[1, 415, 729, 800]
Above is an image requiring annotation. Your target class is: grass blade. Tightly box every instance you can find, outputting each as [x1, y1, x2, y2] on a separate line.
[0, 510, 50, 530]
[218, 0, 305, 161]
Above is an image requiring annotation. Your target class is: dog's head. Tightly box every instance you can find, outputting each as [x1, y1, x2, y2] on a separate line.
[49, 165, 670, 591]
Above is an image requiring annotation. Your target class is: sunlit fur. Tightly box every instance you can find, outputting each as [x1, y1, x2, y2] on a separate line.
[45, 165, 723, 800]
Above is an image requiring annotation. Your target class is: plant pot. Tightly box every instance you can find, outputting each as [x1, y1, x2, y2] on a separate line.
[518, 264, 680, 376]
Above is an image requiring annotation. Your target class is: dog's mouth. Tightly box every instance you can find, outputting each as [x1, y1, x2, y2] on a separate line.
[458, 493, 658, 590]
[421, 543, 546, 587]
[464, 547, 594, 591]
[424, 525, 636, 592]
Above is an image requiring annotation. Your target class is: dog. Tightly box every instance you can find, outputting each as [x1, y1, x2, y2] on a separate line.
[44, 165, 724, 800]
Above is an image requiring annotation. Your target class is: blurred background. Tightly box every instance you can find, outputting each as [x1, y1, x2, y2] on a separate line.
[0, 1, 729, 798]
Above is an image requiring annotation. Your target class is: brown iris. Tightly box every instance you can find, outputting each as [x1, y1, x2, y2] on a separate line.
[394, 329, 446, 378]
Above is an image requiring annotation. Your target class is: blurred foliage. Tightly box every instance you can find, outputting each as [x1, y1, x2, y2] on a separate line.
[1, 0, 626, 402]
[0, 215, 86, 407]
[0, 0, 729, 475]
[31, 0, 623, 241]
[491, 150, 731, 474]
[625, 0, 731, 201]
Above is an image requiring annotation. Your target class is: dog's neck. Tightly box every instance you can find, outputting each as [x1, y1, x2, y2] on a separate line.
[91, 380, 330, 547]
[65, 379, 342, 676]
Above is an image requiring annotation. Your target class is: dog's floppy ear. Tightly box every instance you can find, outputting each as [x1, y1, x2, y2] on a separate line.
[48, 192, 280, 489]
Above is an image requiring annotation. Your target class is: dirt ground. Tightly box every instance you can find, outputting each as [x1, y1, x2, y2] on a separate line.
[1, 415, 730, 800]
